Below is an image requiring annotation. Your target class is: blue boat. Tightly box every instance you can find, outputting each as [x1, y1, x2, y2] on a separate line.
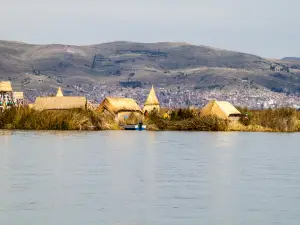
[123, 122, 146, 131]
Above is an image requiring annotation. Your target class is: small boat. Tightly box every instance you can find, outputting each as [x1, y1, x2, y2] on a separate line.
[123, 122, 146, 131]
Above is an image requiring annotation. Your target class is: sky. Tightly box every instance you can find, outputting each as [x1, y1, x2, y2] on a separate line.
[0, 0, 299, 58]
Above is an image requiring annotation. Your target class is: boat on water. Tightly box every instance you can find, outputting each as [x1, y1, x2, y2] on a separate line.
[122, 122, 146, 131]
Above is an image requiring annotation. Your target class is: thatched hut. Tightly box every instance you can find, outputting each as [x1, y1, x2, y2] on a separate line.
[0, 81, 13, 92]
[32, 96, 87, 111]
[0, 81, 13, 98]
[97, 97, 143, 121]
[143, 86, 160, 113]
[0, 81, 14, 110]
[201, 100, 241, 120]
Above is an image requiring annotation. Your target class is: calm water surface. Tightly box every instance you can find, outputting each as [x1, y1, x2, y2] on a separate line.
[0, 131, 300, 225]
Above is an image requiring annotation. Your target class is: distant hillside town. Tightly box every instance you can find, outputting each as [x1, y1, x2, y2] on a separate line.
[22, 82, 300, 110]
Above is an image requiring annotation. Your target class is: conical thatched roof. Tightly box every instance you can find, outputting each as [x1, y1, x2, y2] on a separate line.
[201, 100, 241, 119]
[56, 87, 63, 97]
[32, 96, 87, 110]
[144, 86, 159, 105]
[0, 81, 13, 92]
[97, 97, 142, 115]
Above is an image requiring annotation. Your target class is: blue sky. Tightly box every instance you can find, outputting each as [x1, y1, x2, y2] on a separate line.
[0, 0, 299, 58]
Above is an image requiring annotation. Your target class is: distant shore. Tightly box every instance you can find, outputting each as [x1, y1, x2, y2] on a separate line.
[0, 107, 299, 132]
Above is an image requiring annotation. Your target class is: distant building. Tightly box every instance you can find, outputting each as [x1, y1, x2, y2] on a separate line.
[271, 64, 289, 72]
[274, 65, 282, 72]
[0, 81, 14, 110]
[96, 97, 143, 122]
[0, 81, 13, 97]
[143, 86, 160, 113]
[200, 99, 242, 120]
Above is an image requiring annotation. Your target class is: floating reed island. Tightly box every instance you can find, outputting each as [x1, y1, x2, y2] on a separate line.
[0, 81, 300, 132]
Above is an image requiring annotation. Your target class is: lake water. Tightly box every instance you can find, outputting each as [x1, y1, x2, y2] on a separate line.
[0, 131, 300, 225]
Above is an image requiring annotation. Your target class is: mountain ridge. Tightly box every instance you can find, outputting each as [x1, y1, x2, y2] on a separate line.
[1, 40, 300, 95]
[282, 57, 300, 61]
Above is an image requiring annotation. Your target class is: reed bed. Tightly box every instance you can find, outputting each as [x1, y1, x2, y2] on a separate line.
[238, 107, 300, 132]
[145, 110, 228, 131]
[0, 107, 118, 130]
[0, 107, 299, 132]
[145, 107, 300, 132]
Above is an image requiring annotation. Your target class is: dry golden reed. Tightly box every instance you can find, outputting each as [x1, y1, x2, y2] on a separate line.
[0, 107, 299, 132]
[0, 107, 118, 130]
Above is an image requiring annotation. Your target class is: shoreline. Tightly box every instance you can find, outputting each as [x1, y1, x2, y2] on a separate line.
[0, 128, 296, 133]
[0, 107, 299, 133]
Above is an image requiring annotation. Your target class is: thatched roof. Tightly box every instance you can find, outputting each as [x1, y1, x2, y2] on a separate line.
[56, 87, 63, 97]
[32, 96, 87, 110]
[13, 92, 24, 99]
[87, 102, 98, 110]
[144, 86, 159, 105]
[97, 97, 142, 115]
[0, 81, 13, 92]
[201, 100, 241, 119]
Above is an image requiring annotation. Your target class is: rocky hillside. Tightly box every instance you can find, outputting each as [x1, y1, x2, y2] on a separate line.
[1, 40, 300, 94]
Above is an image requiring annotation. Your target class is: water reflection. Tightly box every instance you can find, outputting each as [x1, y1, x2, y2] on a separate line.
[0, 130, 13, 151]
[0, 130, 13, 136]
[0, 131, 300, 225]
[213, 132, 239, 148]
[210, 133, 237, 225]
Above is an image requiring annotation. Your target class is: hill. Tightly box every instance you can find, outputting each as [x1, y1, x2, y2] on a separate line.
[1, 40, 300, 96]
[282, 57, 300, 61]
